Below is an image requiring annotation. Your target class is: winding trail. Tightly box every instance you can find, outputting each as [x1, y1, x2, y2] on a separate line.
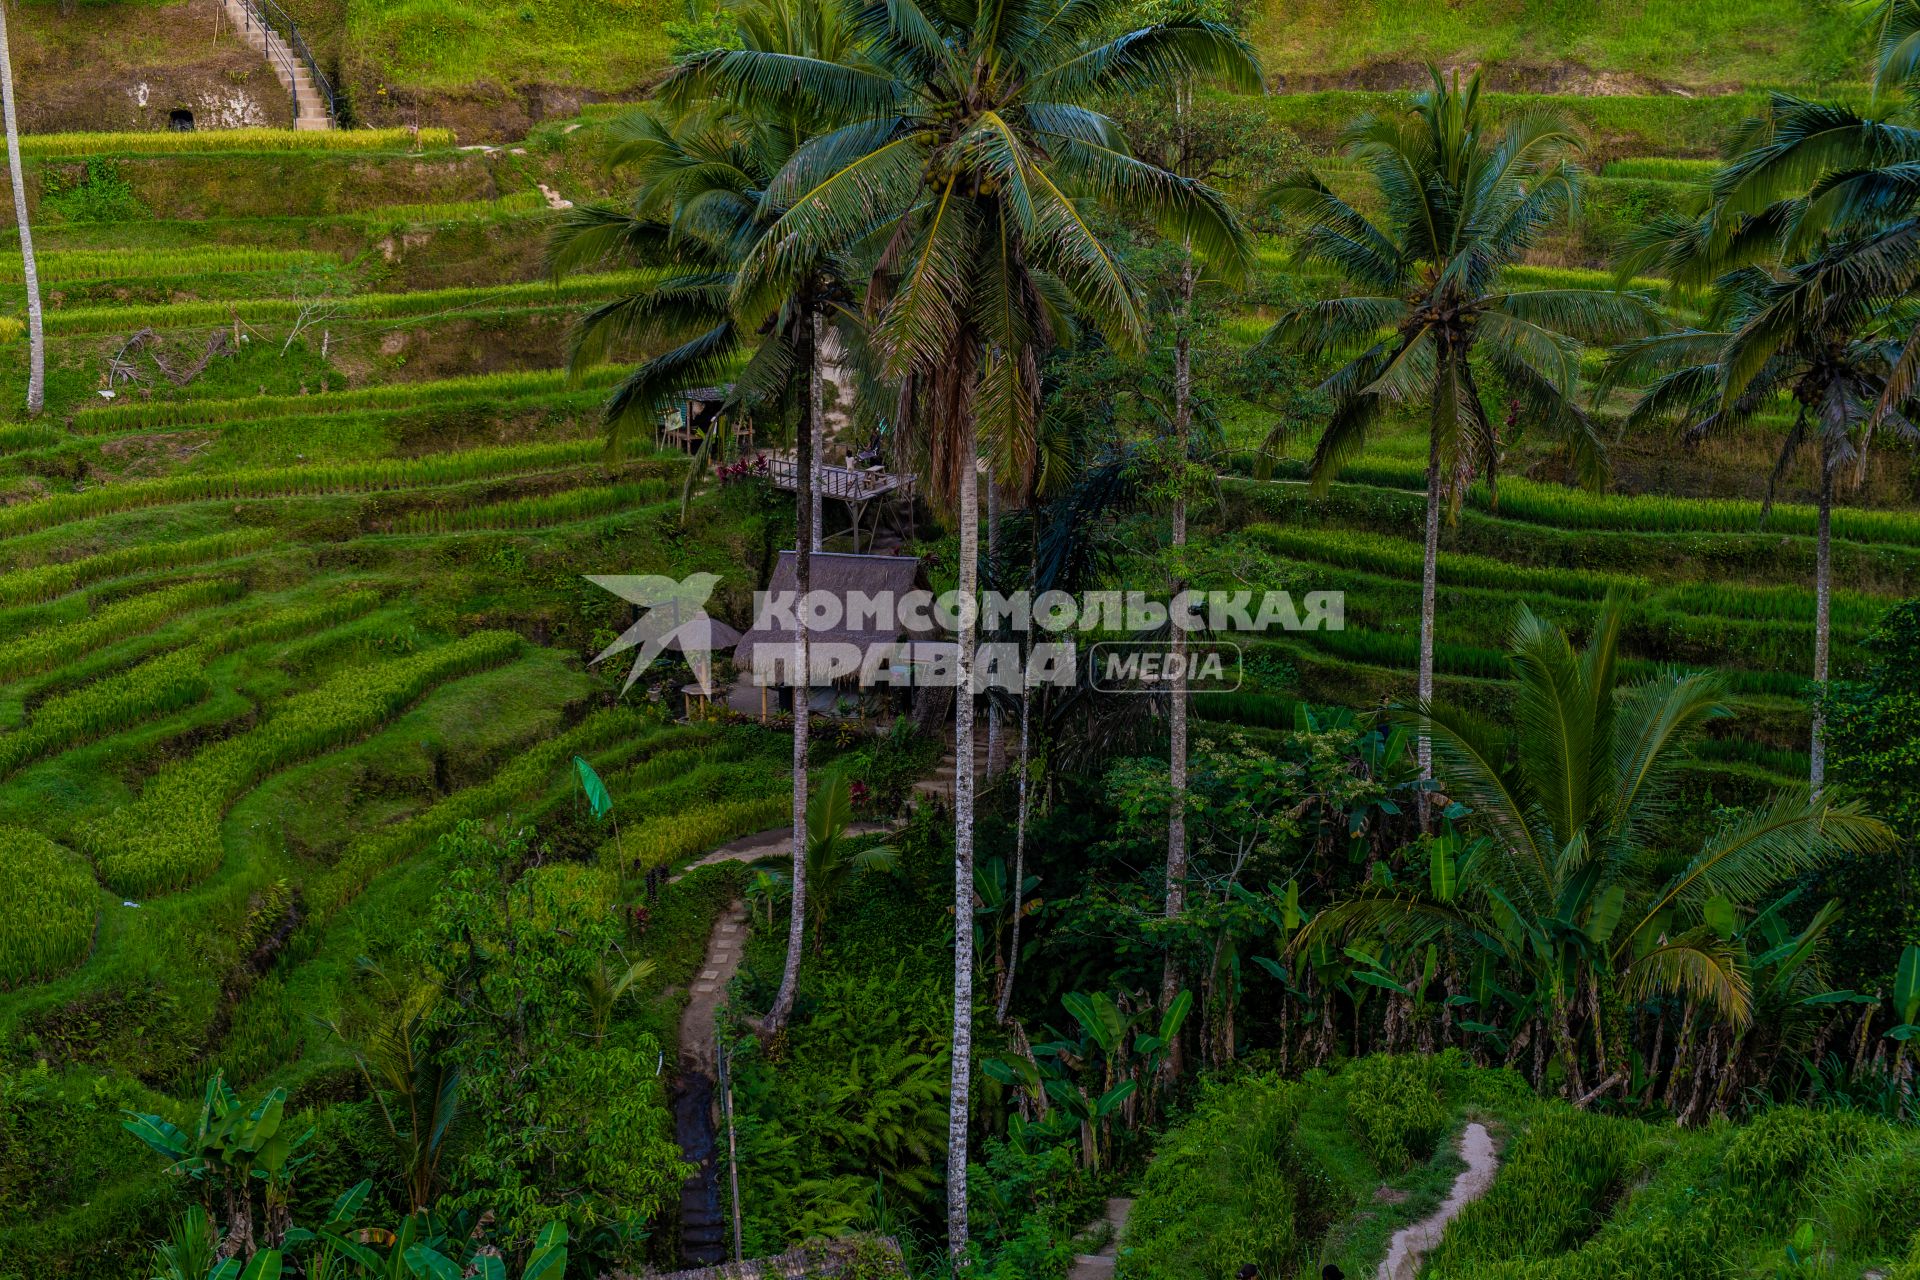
[670, 901, 750, 1265]
[664, 819, 892, 1266]
[662, 742, 979, 1266]
[1067, 1198, 1133, 1279]
[1375, 1123, 1499, 1280]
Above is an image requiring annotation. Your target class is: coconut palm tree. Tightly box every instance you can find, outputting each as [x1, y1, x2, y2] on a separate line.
[688, 0, 1259, 1253]
[1256, 67, 1661, 825]
[1299, 603, 1892, 1106]
[1604, 248, 1920, 795]
[552, 0, 869, 1035]
[1606, 94, 1920, 795]
[0, 1, 44, 416]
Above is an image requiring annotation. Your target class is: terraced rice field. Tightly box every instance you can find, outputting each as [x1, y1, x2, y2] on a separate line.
[0, 129, 791, 1145]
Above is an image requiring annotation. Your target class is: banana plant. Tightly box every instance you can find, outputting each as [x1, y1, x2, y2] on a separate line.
[1889, 944, 1920, 1044]
[805, 772, 895, 953]
[1041, 1075, 1136, 1170]
[746, 867, 790, 929]
[301, 1181, 566, 1280]
[571, 754, 619, 864]
[125, 1074, 312, 1255]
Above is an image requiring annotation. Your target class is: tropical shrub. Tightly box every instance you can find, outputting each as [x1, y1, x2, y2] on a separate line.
[0, 827, 98, 988]
[417, 823, 687, 1265]
[729, 963, 953, 1250]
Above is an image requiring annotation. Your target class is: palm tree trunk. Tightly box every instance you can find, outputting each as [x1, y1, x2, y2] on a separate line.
[765, 315, 820, 1033]
[1553, 993, 1588, 1103]
[1162, 245, 1194, 1078]
[1418, 420, 1442, 829]
[996, 517, 1037, 1024]
[1811, 436, 1832, 798]
[985, 479, 1001, 779]
[810, 332, 824, 552]
[0, 3, 44, 416]
[947, 418, 981, 1265]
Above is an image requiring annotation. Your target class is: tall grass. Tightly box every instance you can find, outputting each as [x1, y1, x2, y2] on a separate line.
[81, 630, 522, 896]
[1246, 89, 1773, 157]
[0, 649, 210, 779]
[0, 827, 97, 990]
[44, 271, 654, 336]
[73, 366, 626, 434]
[0, 530, 276, 606]
[0, 424, 59, 452]
[0, 247, 330, 284]
[19, 128, 457, 156]
[0, 579, 241, 680]
[1472, 475, 1920, 546]
[0, 591, 385, 781]
[357, 190, 550, 224]
[0, 441, 608, 537]
[1223, 472, 1920, 549]
[396, 482, 676, 533]
[306, 706, 654, 921]
[1241, 524, 1646, 601]
[1118, 1073, 1327, 1279]
[1427, 1112, 1644, 1270]
[1601, 157, 1721, 182]
[625, 795, 792, 872]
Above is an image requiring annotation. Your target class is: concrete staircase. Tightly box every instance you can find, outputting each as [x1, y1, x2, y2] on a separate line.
[913, 730, 994, 805]
[223, 0, 332, 130]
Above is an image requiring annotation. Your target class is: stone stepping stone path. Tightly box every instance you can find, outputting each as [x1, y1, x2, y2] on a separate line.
[1067, 1197, 1133, 1280]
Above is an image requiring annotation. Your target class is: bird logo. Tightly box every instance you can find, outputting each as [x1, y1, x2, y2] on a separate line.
[584, 572, 725, 694]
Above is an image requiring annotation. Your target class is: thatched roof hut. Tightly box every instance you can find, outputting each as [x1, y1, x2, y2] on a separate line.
[733, 551, 937, 685]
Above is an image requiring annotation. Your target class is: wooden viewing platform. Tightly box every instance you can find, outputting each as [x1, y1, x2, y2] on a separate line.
[765, 456, 916, 550]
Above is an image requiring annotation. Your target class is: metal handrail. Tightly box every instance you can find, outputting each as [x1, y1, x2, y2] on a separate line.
[234, 0, 336, 125]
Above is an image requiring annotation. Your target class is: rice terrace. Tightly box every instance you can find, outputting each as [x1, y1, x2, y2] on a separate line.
[1, 0, 1919, 1276]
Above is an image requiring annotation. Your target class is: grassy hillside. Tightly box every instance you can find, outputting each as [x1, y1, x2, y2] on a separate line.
[8, 0, 1872, 140]
[1248, 0, 1864, 90]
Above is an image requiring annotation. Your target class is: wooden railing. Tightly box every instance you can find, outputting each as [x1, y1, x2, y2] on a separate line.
[765, 456, 912, 501]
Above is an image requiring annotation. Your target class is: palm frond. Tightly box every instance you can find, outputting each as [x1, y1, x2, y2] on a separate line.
[1626, 932, 1752, 1026]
